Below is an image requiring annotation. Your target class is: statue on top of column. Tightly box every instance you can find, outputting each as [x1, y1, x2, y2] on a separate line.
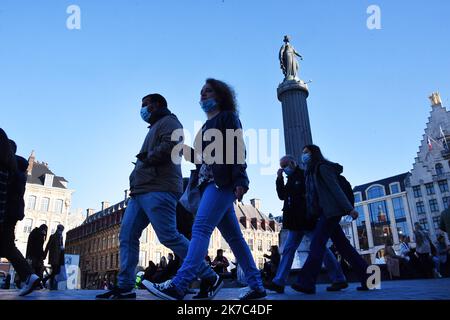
[279, 35, 303, 81]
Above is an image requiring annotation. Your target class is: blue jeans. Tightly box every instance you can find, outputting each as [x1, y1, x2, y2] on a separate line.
[118, 191, 216, 290]
[297, 215, 369, 289]
[172, 183, 264, 293]
[272, 230, 346, 286]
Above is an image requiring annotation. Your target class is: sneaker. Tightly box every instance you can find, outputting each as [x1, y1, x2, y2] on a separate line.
[264, 281, 285, 294]
[141, 279, 184, 300]
[326, 281, 349, 292]
[239, 288, 267, 300]
[185, 288, 197, 295]
[95, 286, 136, 300]
[433, 270, 443, 278]
[291, 283, 316, 294]
[193, 275, 224, 300]
[18, 274, 41, 297]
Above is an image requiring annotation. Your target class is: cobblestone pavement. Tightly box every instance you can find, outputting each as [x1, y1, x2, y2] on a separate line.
[1, 278, 449, 300]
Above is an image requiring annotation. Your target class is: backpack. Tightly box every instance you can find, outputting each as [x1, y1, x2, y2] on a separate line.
[316, 163, 355, 207]
[338, 175, 355, 207]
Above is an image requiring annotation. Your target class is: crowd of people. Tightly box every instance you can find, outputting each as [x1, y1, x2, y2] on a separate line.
[2, 77, 450, 300]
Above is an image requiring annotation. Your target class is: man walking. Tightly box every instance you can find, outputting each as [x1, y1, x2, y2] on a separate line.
[0, 134, 41, 296]
[43, 225, 65, 290]
[26, 224, 48, 279]
[265, 155, 347, 294]
[96, 93, 220, 300]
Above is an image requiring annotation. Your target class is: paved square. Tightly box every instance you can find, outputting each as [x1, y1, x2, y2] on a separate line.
[1, 278, 449, 300]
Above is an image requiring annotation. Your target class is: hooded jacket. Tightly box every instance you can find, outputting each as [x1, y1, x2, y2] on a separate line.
[312, 161, 354, 218]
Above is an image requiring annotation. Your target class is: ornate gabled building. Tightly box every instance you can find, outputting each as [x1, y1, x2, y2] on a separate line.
[405, 92, 450, 240]
[346, 92, 450, 263]
[14, 151, 84, 257]
[65, 194, 280, 288]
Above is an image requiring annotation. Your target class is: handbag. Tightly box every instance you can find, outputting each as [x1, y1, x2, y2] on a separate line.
[179, 170, 202, 216]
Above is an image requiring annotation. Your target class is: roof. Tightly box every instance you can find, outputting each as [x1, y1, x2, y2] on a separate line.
[234, 202, 278, 231]
[352, 172, 410, 202]
[83, 201, 127, 225]
[26, 161, 68, 189]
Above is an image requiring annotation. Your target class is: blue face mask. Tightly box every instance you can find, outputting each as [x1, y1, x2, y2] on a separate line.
[199, 98, 218, 113]
[301, 153, 311, 165]
[284, 167, 295, 176]
[140, 106, 151, 123]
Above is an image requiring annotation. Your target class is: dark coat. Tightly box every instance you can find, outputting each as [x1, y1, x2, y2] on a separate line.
[44, 233, 65, 266]
[26, 227, 46, 261]
[5, 155, 28, 223]
[192, 111, 249, 192]
[276, 167, 315, 231]
[312, 161, 354, 218]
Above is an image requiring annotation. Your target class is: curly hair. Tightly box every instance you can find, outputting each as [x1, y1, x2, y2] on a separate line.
[205, 78, 238, 114]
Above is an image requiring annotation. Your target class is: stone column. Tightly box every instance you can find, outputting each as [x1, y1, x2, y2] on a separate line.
[277, 80, 312, 161]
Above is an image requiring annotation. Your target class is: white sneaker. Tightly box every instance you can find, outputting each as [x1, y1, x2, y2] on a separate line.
[18, 274, 41, 297]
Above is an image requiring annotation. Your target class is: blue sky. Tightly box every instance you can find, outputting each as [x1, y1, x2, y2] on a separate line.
[1, 0, 449, 217]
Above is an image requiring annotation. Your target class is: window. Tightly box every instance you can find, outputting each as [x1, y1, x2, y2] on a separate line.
[155, 252, 161, 263]
[51, 222, 60, 234]
[413, 186, 422, 198]
[443, 197, 450, 210]
[257, 240, 263, 252]
[139, 251, 146, 267]
[140, 230, 148, 243]
[367, 185, 385, 200]
[248, 239, 254, 251]
[438, 180, 449, 193]
[433, 216, 441, 230]
[396, 221, 410, 237]
[27, 196, 37, 210]
[23, 218, 33, 233]
[390, 183, 400, 194]
[54, 199, 63, 214]
[354, 192, 362, 203]
[429, 199, 439, 212]
[368, 201, 391, 246]
[392, 197, 406, 219]
[258, 258, 264, 270]
[268, 240, 272, 249]
[44, 174, 54, 187]
[419, 218, 428, 231]
[436, 163, 444, 175]
[40, 197, 50, 212]
[425, 183, 435, 196]
[416, 201, 426, 214]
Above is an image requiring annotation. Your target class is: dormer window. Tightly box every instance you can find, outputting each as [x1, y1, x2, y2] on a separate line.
[44, 174, 54, 187]
[389, 183, 400, 194]
[366, 185, 385, 200]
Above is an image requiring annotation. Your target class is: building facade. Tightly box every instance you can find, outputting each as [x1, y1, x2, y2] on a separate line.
[405, 93, 450, 240]
[65, 195, 280, 289]
[350, 173, 414, 263]
[14, 151, 85, 257]
[347, 92, 450, 263]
